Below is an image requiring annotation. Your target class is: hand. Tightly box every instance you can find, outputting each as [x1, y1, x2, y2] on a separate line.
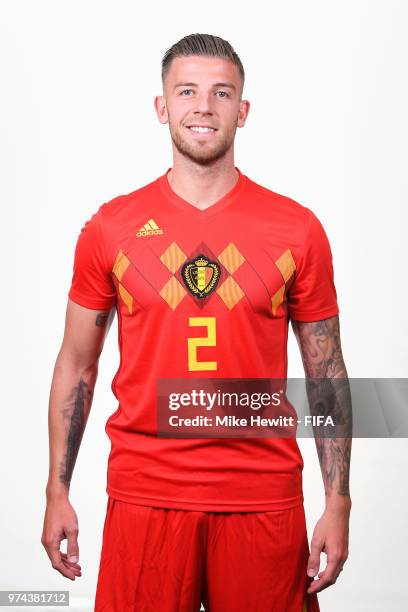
[41, 496, 82, 581]
[307, 498, 350, 594]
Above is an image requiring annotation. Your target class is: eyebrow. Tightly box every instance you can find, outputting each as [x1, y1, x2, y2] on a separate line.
[173, 81, 236, 91]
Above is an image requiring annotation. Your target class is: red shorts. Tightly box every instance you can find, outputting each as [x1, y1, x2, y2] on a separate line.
[95, 498, 320, 612]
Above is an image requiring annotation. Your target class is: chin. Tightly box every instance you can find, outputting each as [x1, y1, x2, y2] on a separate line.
[177, 140, 232, 165]
[185, 148, 230, 165]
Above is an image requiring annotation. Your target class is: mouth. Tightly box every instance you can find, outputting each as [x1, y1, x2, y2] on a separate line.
[185, 125, 218, 136]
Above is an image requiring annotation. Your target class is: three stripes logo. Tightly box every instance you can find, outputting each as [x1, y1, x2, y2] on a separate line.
[136, 218, 164, 238]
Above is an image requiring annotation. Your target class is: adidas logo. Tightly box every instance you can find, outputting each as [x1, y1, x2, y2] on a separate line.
[136, 218, 164, 237]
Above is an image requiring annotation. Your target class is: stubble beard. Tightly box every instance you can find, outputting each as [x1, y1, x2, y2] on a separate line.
[169, 118, 238, 166]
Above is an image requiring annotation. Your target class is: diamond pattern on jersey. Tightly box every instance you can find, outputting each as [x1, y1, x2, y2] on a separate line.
[160, 241, 188, 273]
[217, 242, 245, 274]
[112, 239, 295, 316]
[271, 248, 297, 315]
[275, 248, 296, 283]
[216, 275, 245, 310]
[159, 276, 187, 311]
[112, 249, 134, 314]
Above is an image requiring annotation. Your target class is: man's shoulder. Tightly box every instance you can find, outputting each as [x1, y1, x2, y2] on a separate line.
[244, 175, 313, 227]
[97, 176, 160, 220]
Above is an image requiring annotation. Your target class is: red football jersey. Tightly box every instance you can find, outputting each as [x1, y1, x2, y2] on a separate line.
[68, 167, 339, 511]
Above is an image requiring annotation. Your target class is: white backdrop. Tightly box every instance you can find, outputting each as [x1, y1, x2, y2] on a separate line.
[1, 1, 407, 610]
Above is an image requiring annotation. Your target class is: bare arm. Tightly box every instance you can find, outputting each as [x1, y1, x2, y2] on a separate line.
[42, 298, 115, 579]
[291, 314, 352, 594]
[291, 315, 352, 500]
[46, 299, 115, 499]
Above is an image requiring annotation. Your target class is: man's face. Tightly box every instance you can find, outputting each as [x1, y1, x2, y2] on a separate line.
[155, 56, 250, 165]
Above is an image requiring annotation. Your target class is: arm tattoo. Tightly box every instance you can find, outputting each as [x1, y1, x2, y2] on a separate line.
[96, 312, 109, 327]
[59, 377, 93, 489]
[292, 316, 352, 498]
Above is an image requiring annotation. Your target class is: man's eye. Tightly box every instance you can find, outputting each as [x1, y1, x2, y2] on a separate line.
[180, 89, 193, 96]
[216, 91, 229, 98]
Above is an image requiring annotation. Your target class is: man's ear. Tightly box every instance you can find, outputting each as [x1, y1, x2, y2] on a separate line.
[237, 99, 250, 128]
[154, 95, 169, 124]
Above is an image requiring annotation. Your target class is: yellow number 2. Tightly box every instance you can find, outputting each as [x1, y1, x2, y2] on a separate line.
[188, 317, 217, 371]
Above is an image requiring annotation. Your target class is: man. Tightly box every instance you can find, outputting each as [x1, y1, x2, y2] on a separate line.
[41, 33, 352, 611]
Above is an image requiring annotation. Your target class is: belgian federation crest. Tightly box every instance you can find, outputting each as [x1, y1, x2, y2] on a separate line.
[181, 254, 221, 299]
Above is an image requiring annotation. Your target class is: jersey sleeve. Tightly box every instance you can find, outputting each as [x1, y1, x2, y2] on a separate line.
[68, 206, 117, 310]
[287, 209, 339, 321]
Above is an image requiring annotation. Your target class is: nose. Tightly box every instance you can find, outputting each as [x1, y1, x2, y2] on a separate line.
[193, 91, 214, 115]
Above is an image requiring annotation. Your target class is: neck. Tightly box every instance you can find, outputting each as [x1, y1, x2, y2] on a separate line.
[167, 151, 239, 210]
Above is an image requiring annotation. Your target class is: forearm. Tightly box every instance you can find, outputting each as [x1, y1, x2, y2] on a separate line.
[46, 355, 97, 501]
[292, 316, 352, 507]
[306, 375, 352, 506]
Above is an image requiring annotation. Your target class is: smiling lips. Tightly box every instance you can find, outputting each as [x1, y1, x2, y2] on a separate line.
[186, 125, 218, 134]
